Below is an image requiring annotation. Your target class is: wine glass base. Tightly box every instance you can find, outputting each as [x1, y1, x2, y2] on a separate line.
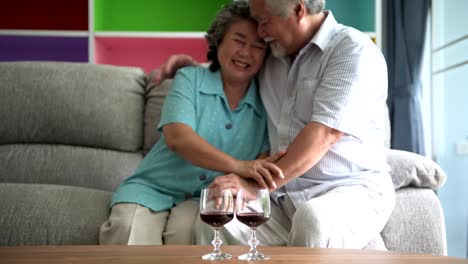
[238, 252, 270, 261]
[201, 252, 232, 260]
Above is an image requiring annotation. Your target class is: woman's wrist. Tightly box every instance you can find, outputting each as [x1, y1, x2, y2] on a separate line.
[229, 158, 243, 176]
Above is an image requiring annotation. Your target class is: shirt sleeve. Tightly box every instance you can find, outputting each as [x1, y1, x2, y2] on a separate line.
[311, 31, 387, 140]
[157, 67, 197, 131]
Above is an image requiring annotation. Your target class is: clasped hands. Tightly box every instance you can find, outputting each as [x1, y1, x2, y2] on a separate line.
[210, 150, 286, 195]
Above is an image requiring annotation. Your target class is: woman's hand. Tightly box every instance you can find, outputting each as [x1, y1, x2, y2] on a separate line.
[233, 150, 286, 190]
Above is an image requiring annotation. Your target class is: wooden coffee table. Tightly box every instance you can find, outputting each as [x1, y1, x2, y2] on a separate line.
[0, 245, 466, 264]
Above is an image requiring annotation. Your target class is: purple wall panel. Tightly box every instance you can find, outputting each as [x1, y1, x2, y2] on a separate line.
[0, 36, 88, 62]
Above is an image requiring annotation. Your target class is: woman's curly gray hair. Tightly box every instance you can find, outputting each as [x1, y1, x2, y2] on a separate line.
[205, 1, 257, 72]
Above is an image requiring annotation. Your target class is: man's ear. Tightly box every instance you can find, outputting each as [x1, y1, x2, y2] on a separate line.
[293, 1, 307, 22]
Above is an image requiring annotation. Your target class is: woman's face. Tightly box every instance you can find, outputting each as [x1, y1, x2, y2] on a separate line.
[217, 19, 267, 85]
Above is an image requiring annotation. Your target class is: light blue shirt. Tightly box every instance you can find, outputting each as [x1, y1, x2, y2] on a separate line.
[111, 66, 270, 212]
[259, 11, 392, 208]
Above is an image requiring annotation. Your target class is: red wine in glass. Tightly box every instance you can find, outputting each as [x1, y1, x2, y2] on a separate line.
[200, 212, 234, 228]
[236, 212, 270, 228]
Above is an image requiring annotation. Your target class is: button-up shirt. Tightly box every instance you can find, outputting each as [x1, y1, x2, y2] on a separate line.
[260, 12, 391, 208]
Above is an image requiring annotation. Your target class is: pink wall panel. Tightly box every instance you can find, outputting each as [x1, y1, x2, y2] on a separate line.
[94, 37, 208, 73]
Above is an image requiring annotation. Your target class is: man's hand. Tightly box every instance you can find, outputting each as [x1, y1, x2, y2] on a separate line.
[233, 150, 286, 190]
[209, 173, 261, 196]
[151, 54, 197, 85]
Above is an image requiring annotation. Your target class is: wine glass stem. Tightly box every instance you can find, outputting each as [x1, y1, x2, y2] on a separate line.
[248, 229, 259, 255]
[212, 228, 223, 255]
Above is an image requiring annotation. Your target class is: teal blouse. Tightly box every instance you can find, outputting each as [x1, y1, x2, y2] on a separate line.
[111, 66, 270, 212]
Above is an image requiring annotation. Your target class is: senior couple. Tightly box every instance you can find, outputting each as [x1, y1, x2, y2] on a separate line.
[99, 0, 395, 250]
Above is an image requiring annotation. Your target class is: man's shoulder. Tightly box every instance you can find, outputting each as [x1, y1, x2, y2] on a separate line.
[320, 25, 382, 63]
[333, 25, 373, 48]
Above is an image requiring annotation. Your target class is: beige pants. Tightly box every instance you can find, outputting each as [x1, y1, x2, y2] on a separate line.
[194, 180, 395, 249]
[99, 200, 198, 245]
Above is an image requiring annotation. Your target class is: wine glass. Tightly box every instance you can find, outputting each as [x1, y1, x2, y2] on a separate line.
[236, 188, 271, 261]
[199, 188, 235, 260]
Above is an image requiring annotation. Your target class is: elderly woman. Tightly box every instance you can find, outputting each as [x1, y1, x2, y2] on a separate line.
[99, 1, 283, 245]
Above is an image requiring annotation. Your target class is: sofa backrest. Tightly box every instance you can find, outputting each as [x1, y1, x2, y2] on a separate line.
[0, 62, 146, 191]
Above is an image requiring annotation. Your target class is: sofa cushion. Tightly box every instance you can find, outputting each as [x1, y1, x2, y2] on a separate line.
[386, 149, 447, 190]
[0, 183, 111, 246]
[0, 62, 146, 152]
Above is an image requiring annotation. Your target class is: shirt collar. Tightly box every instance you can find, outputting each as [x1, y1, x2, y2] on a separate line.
[199, 70, 262, 114]
[309, 11, 338, 52]
[199, 70, 224, 95]
[273, 11, 338, 64]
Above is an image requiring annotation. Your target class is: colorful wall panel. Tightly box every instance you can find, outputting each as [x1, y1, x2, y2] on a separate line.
[327, 0, 375, 32]
[0, 0, 379, 72]
[94, 0, 229, 31]
[0, 36, 88, 62]
[1, 1, 88, 30]
[95, 37, 208, 73]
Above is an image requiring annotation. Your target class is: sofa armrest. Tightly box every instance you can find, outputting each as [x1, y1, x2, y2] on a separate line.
[386, 149, 447, 190]
[381, 187, 447, 255]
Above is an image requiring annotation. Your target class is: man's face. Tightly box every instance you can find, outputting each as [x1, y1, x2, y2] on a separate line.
[249, 0, 296, 58]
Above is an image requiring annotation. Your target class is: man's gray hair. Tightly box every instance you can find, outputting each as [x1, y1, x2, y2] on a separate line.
[264, 0, 325, 18]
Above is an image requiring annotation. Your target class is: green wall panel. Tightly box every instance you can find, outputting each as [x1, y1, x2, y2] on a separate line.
[326, 0, 375, 32]
[94, 0, 231, 31]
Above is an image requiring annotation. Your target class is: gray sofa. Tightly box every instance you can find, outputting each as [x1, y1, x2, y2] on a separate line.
[0, 62, 448, 255]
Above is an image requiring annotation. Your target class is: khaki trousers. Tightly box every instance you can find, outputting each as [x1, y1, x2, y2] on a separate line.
[194, 180, 395, 249]
[99, 200, 198, 245]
